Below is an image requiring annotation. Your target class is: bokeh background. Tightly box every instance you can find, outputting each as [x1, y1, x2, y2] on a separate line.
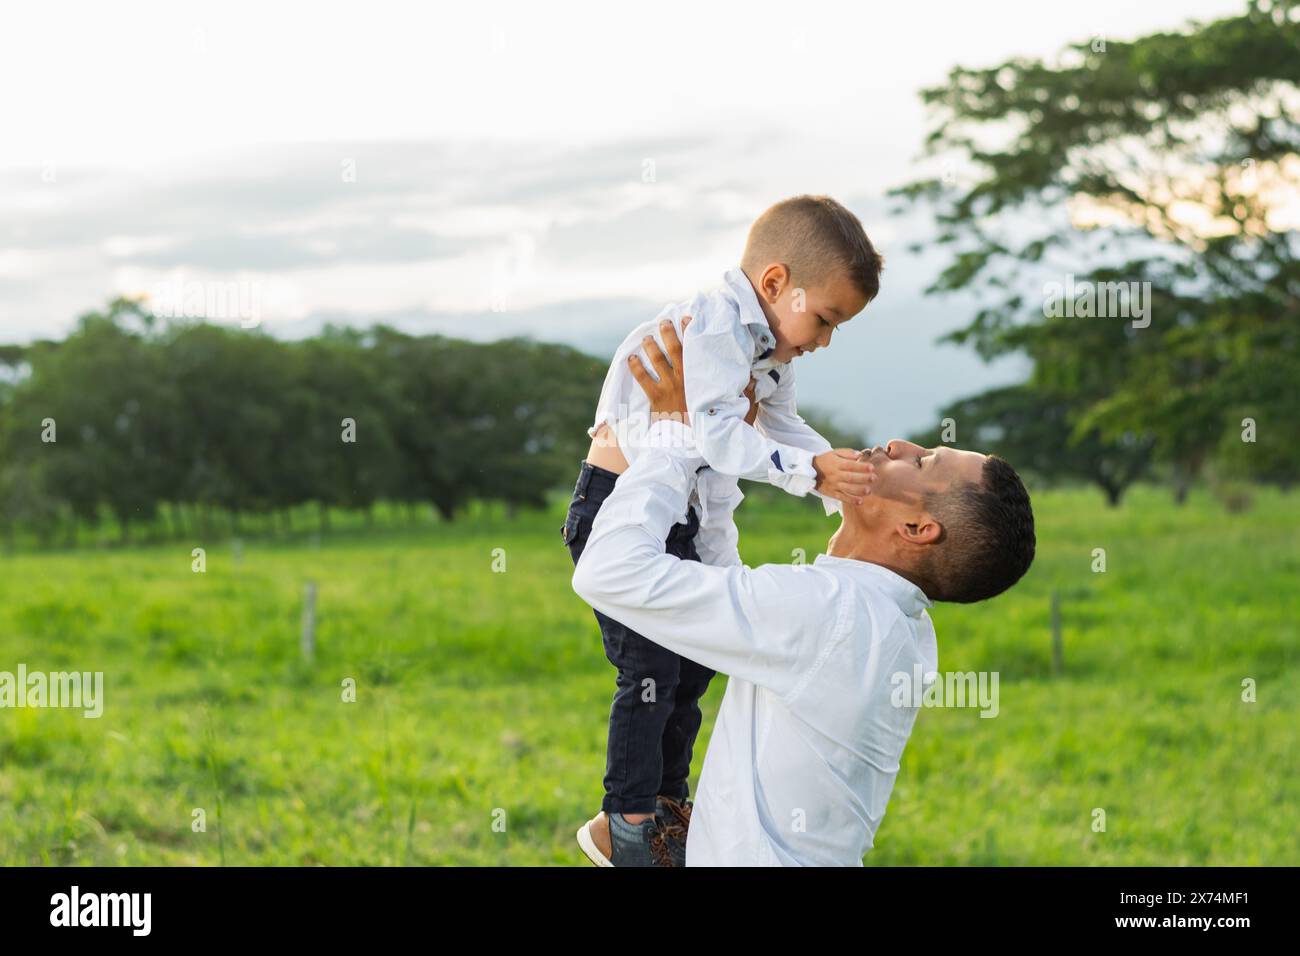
[1, 0, 1296, 864]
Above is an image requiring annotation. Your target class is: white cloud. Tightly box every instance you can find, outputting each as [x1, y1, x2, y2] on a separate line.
[0, 0, 1245, 436]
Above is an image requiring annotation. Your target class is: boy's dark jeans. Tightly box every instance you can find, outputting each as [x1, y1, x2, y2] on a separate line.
[562, 460, 716, 815]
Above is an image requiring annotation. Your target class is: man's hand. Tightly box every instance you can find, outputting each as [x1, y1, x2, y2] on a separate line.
[814, 449, 876, 506]
[629, 316, 692, 425]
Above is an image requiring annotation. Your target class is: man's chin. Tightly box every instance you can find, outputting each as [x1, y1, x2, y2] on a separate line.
[851, 489, 893, 519]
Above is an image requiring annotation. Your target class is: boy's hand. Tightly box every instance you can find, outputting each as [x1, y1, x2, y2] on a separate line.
[629, 316, 692, 425]
[814, 449, 876, 505]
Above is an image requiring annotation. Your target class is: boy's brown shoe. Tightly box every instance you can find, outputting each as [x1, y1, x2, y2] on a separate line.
[654, 796, 693, 867]
[576, 810, 679, 867]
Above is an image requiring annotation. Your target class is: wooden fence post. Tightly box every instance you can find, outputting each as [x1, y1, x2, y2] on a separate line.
[301, 581, 318, 663]
[1051, 590, 1063, 675]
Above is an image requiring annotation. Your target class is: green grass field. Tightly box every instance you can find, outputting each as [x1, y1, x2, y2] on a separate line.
[1, 485, 1296, 865]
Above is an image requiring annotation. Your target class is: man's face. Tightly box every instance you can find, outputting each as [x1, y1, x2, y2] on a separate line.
[762, 267, 870, 363]
[860, 439, 988, 509]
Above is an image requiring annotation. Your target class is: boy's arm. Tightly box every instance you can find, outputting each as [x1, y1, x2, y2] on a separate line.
[681, 318, 872, 505]
[681, 318, 821, 496]
[755, 367, 844, 518]
[754, 365, 832, 455]
[692, 377, 754, 569]
[572, 419, 837, 698]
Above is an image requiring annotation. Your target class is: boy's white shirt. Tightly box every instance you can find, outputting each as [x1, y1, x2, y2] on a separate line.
[588, 267, 842, 567]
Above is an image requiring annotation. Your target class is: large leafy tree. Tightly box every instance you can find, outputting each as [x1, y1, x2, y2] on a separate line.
[910, 384, 1154, 506]
[287, 329, 401, 528]
[371, 329, 603, 521]
[160, 321, 290, 528]
[0, 346, 65, 547]
[9, 300, 177, 541]
[470, 338, 609, 516]
[895, 0, 1300, 499]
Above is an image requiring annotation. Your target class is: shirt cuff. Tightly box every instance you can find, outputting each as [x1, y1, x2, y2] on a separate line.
[813, 489, 843, 516]
[767, 446, 817, 496]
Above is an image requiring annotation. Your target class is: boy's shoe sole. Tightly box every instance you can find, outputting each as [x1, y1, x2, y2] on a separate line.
[576, 812, 615, 867]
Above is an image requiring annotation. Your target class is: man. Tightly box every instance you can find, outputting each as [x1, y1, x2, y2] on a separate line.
[571, 319, 1036, 865]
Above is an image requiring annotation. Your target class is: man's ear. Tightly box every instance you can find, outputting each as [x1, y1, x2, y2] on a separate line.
[758, 263, 790, 303]
[897, 516, 943, 547]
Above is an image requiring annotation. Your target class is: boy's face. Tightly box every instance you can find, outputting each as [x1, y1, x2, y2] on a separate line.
[755, 264, 870, 363]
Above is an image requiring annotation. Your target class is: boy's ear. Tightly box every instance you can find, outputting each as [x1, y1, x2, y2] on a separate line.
[758, 263, 790, 303]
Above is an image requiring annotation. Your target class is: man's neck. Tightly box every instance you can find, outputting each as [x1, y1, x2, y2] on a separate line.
[826, 522, 875, 562]
[825, 515, 927, 593]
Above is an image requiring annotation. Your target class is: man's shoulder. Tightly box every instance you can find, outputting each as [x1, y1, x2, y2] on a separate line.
[743, 560, 849, 617]
[809, 558, 934, 628]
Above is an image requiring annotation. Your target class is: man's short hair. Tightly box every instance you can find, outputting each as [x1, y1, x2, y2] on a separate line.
[741, 195, 883, 302]
[919, 456, 1036, 604]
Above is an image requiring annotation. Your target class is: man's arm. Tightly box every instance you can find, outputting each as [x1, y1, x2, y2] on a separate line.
[573, 323, 856, 694]
[571, 418, 837, 698]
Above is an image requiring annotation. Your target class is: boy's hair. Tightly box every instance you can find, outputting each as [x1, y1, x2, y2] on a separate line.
[917, 456, 1036, 604]
[741, 195, 883, 302]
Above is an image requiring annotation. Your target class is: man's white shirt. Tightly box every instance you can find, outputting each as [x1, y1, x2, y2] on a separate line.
[587, 267, 841, 567]
[572, 420, 939, 866]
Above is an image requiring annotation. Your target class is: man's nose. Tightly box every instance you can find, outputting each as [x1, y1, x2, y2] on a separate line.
[886, 439, 923, 458]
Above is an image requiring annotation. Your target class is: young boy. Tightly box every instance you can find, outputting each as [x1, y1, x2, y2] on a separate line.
[561, 195, 882, 866]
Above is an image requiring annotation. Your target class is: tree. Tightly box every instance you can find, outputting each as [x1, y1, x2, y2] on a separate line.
[292, 328, 402, 526]
[894, 0, 1300, 499]
[469, 338, 607, 516]
[910, 384, 1154, 506]
[10, 300, 176, 541]
[160, 322, 287, 529]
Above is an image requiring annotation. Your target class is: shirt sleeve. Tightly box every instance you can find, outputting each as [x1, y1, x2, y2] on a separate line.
[572, 421, 843, 698]
[754, 366, 844, 518]
[682, 318, 820, 497]
[691, 469, 744, 568]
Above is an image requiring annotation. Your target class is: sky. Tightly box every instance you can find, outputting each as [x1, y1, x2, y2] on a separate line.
[0, 0, 1247, 439]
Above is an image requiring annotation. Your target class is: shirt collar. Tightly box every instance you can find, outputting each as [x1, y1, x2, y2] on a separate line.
[812, 554, 933, 618]
[722, 267, 779, 361]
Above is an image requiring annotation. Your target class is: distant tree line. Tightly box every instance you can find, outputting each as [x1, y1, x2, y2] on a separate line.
[0, 298, 608, 546]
